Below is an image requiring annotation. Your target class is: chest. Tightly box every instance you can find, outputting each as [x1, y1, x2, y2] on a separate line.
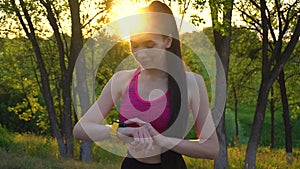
[137, 76, 168, 101]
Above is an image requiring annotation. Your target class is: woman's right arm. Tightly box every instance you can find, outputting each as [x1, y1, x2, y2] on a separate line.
[73, 70, 153, 151]
[73, 72, 123, 142]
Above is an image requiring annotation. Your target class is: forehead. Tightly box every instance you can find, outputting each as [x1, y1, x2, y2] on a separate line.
[130, 33, 163, 42]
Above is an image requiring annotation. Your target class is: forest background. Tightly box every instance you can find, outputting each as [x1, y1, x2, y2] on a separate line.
[0, 0, 299, 168]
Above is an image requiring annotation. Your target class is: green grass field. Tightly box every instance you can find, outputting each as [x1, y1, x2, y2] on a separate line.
[225, 104, 300, 148]
[1, 104, 299, 169]
[1, 127, 300, 169]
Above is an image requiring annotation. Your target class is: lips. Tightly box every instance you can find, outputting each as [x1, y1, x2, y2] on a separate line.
[140, 60, 151, 65]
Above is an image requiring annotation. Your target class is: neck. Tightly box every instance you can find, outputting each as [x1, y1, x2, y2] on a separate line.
[140, 68, 168, 79]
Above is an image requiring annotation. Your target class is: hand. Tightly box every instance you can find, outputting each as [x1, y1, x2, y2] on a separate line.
[124, 118, 156, 153]
[125, 118, 167, 148]
[116, 127, 134, 143]
[129, 126, 154, 153]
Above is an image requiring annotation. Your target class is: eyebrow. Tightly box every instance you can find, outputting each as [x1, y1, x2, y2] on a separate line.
[130, 39, 155, 44]
[142, 40, 155, 44]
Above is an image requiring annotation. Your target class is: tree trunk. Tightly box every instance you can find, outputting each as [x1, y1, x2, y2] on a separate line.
[69, 0, 92, 162]
[243, 0, 300, 168]
[10, 0, 67, 157]
[233, 87, 239, 145]
[212, 32, 230, 169]
[270, 86, 275, 149]
[61, 77, 74, 158]
[212, 21, 230, 169]
[214, 114, 228, 169]
[209, 0, 233, 168]
[40, 0, 74, 158]
[76, 52, 93, 162]
[278, 70, 293, 164]
[244, 82, 271, 169]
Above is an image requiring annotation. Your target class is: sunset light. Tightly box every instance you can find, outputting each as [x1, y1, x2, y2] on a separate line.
[106, 0, 204, 38]
[107, 1, 149, 39]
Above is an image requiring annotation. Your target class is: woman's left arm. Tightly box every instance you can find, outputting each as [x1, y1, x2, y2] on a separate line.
[142, 73, 219, 159]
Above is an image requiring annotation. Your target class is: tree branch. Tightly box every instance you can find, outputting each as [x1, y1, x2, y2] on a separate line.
[81, 7, 106, 29]
[260, 0, 271, 78]
[236, 4, 262, 33]
[10, 0, 31, 37]
[40, 0, 67, 72]
[249, 0, 260, 9]
[269, 16, 300, 84]
[179, 0, 191, 32]
[266, 5, 276, 42]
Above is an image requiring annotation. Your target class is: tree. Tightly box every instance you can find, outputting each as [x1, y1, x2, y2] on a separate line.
[6, 0, 74, 158]
[236, 0, 300, 168]
[228, 27, 261, 145]
[191, 1, 234, 168]
[1, 0, 112, 159]
[0, 38, 49, 133]
[208, 1, 234, 168]
[70, 0, 112, 161]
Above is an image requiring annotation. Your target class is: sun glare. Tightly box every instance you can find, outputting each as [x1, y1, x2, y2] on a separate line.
[107, 0, 205, 39]
[107, 1, 149, 39]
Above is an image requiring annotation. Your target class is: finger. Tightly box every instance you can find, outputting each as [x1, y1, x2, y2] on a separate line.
[143, 123, 159, 136]
[132, 128, 145, 151]
[145, 136, 153, 153]
[130, 131, 139, 146]
[125, 118, 146, 126]
[138, 127, 152, 151]
[137, 129, 145, 145]
[141, 127, 153, 152]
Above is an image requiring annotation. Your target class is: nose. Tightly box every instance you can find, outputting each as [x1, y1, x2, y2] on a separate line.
[134, 49, 148, 60]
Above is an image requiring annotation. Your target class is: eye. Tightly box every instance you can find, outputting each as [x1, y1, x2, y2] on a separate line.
[131, 42, 138, 48]
[144, 41, 155, 48]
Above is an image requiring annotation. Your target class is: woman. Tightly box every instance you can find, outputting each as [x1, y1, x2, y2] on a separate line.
[73, 1, 219, 169]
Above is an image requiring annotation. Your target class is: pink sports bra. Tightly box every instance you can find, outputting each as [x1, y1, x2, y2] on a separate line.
[119, 67, 171, 133]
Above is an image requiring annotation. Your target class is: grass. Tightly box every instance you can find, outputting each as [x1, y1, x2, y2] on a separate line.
[225, 104, 300, 148]
[1, 129, 300, 169]
[1, 144, 299, 169]
[1, 103, 300, 169]
[184, 146, 300, 169]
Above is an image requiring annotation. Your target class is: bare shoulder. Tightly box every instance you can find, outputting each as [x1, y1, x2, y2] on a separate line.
[185, 71, 205, 88]
[112, 69, 136, 82]
[185, 71, 209, 108]
[110, 69, 137, 97]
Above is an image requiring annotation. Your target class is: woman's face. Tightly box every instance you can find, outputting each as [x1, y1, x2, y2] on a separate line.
[130, 33, 172, 69]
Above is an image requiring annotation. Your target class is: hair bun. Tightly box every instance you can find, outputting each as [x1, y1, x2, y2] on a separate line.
[147, 1, 173, 14]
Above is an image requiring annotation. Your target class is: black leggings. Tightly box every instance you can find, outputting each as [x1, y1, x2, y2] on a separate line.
[120, 156, 187, 169]
[121, 157, 163, 169]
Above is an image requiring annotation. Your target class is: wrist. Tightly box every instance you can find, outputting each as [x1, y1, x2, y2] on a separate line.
[109, 123, 120, 141]
[156, 135, 181, 150]
[116, 127, 135, 143]
[155, 134, 169, 147]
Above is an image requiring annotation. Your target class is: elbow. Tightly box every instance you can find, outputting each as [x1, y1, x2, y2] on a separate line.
[73, 122, 84, 140]
[208, 138, 220, 160]
[202, 136, 220, 160]
[207, 131, 220, 160]
[198, 143, 219, 160]
[209, 144, 219, 160]
[73, 123, 80, 139]
[191, 139, 219, 159]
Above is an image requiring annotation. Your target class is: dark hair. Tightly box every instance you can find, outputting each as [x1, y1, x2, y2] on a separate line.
[144, 1, 189, 169]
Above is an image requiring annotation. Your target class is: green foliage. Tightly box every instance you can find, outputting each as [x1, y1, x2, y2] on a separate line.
[0, 124, 13, 149]
[0, 38, 49, 134]
[228, 27, 262, 106]
[230, 104, 300, 148]
[94, 40, 134, 123]
[0, 0, 299, 164]
[181, 30, 216, 103]
[285, 43, 300, 119]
